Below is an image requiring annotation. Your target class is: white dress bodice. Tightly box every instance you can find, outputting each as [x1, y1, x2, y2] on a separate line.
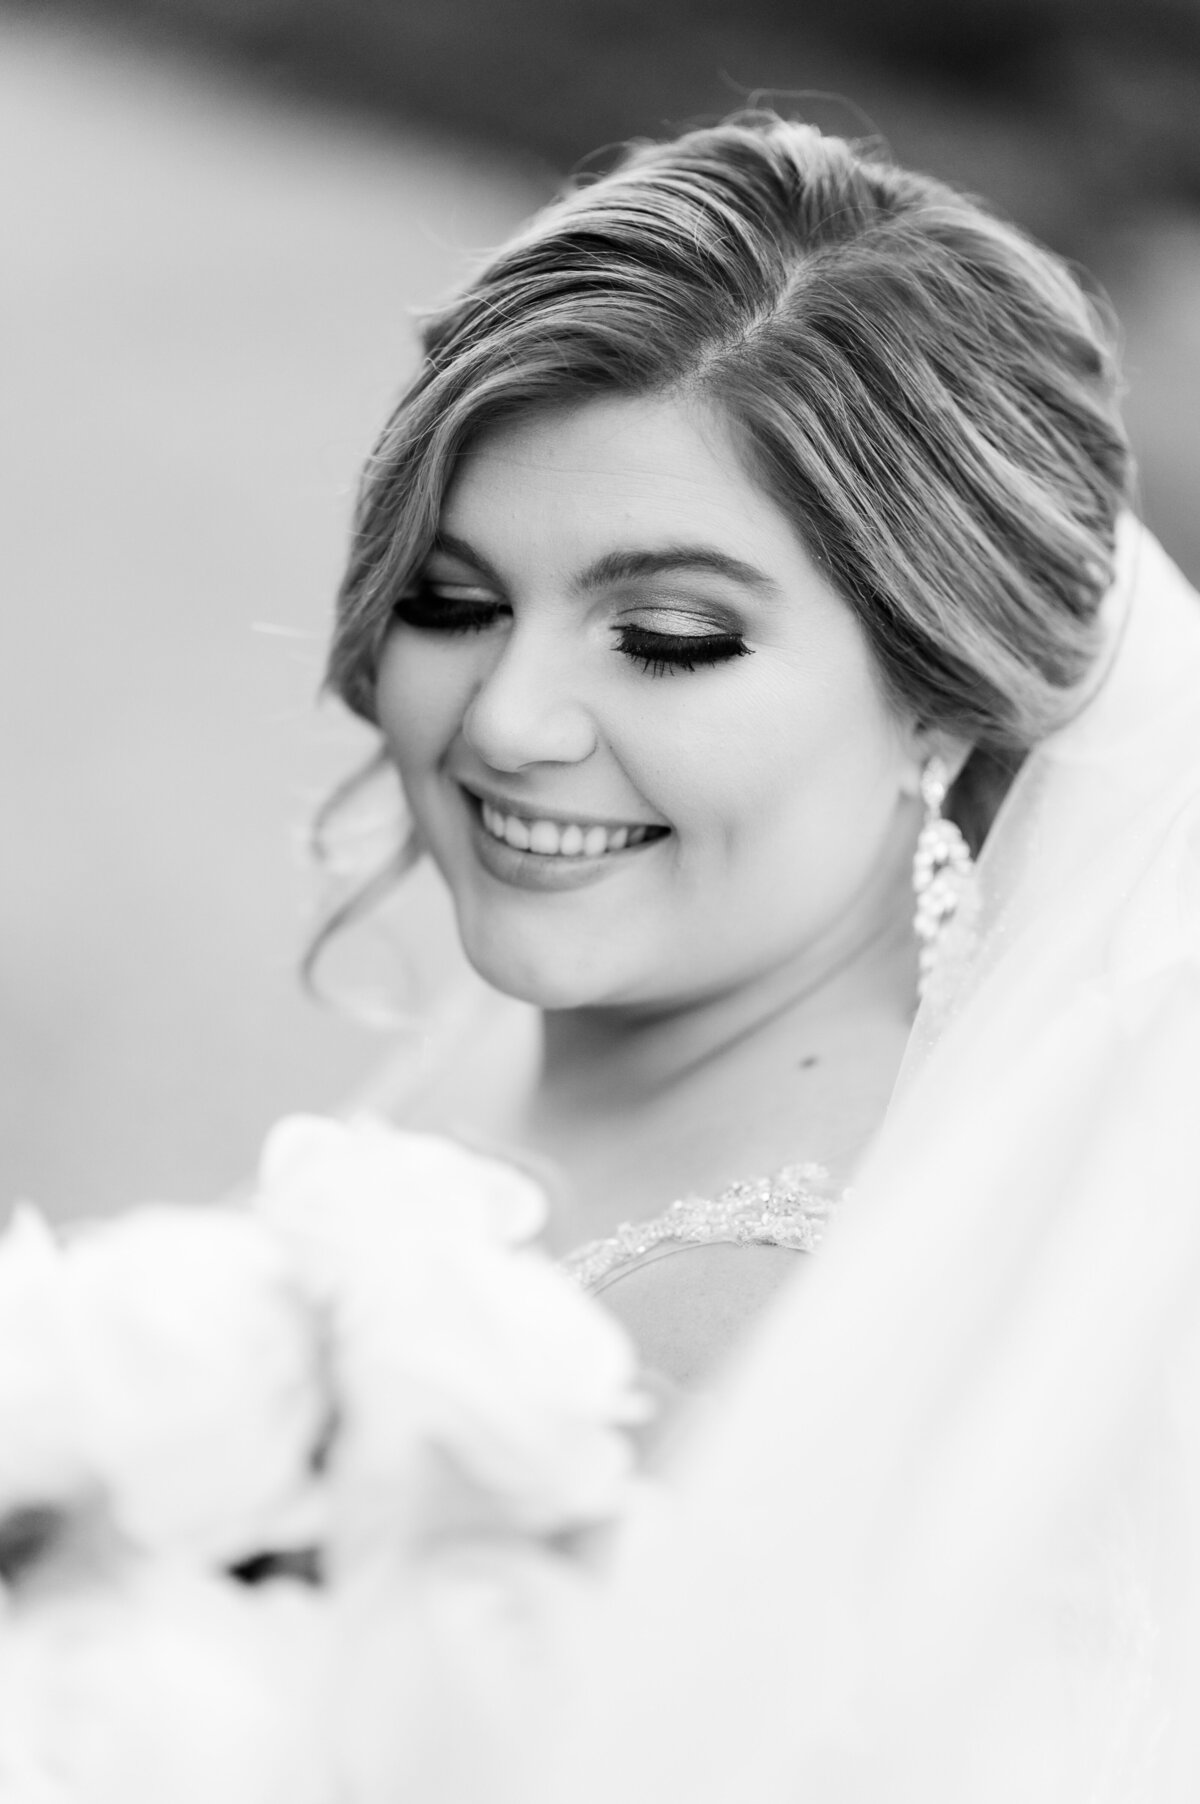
[561, 1160, 841, 1292]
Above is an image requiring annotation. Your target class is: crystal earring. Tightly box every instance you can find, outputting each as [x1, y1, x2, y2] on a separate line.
[912, 754, 975, 1001]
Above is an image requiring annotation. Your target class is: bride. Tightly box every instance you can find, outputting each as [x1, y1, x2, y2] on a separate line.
[316, 113, 1200, 1802]
[324, 113, 1140, 1397]
[3, 112, 1194, 1804]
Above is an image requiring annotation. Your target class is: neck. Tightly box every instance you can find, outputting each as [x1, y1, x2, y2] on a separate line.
[536, 859, 917, 1117]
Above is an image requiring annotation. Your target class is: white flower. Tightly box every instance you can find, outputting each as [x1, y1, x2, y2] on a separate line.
[0, 1208, 90, 1516]
[0, 1116, 653, 1804]
[331, 1537, 594, 1804]
[254, 1117, 646, 1547]
[60, 1205, 329, 1567]
[0, 1553, 333, 1804]
[258, 1114, 548, 1264]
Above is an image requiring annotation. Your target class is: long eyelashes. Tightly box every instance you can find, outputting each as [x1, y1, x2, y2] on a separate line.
[391, 586, 753, 677]
[617, 625, 751, 677]
[392, 589, 497, 635]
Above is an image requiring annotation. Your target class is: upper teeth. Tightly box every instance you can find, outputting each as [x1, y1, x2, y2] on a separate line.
[479, 802, 655, 858]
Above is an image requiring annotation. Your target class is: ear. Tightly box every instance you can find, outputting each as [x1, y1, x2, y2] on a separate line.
[896, 723, 974, 801]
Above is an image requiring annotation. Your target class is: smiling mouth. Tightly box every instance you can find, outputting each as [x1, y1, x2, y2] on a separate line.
[466, 792, 669, 860]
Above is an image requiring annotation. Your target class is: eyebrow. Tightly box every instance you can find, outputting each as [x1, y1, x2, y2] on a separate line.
[431, 533, 782, 599]
[576, 545, 782, 597]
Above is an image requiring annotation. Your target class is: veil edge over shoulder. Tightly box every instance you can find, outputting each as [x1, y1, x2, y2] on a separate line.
[531, 518, 1200, 1804]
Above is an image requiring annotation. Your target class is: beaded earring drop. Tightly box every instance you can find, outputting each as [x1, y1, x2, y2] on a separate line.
[912, 754, 975, 1001]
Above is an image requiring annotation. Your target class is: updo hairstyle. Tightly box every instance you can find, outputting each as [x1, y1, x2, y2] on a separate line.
[328, 113, 1133, 849]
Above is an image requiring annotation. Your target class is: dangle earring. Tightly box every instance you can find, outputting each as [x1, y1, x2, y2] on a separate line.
[912, 754, 976, 1002]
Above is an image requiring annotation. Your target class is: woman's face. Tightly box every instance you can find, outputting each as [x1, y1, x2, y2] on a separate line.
[376, 393, 923, 1011]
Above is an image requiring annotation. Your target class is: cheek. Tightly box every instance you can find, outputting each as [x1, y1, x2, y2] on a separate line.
[375, 637, 468, 784]
[629, 662, 905, 860]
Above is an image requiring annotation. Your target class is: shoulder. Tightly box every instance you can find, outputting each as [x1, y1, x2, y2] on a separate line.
[594, 1239, 809, 1391]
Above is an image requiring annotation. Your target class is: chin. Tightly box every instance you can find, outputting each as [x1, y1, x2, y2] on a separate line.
[455, 917, 622, 1011]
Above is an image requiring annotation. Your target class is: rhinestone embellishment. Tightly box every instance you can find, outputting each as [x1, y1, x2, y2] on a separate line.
[913, 755, 976, 1000]
[561, 1161, 838, 1291]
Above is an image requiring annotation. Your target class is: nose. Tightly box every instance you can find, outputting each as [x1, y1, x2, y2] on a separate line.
[461, 626, 598, 773]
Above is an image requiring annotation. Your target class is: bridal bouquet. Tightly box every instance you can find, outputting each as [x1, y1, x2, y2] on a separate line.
[0, 1118, 649, 1803]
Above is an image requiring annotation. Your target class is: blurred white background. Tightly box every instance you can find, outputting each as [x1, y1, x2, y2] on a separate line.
[1, 10, 544, 1216]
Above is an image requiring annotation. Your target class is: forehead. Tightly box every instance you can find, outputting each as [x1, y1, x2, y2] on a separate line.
[439, 394, 808, 574]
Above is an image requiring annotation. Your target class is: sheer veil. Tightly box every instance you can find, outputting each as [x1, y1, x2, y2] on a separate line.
[527, 516, 1200, 1803]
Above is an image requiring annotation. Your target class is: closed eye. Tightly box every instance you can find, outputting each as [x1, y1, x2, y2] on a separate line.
[391, 584, 752, 675]
[392, 583, 507, 635]
[617, 624, 752, 677]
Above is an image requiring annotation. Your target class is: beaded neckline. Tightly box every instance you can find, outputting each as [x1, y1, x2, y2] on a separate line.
[561, 1161, 839, 1292]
